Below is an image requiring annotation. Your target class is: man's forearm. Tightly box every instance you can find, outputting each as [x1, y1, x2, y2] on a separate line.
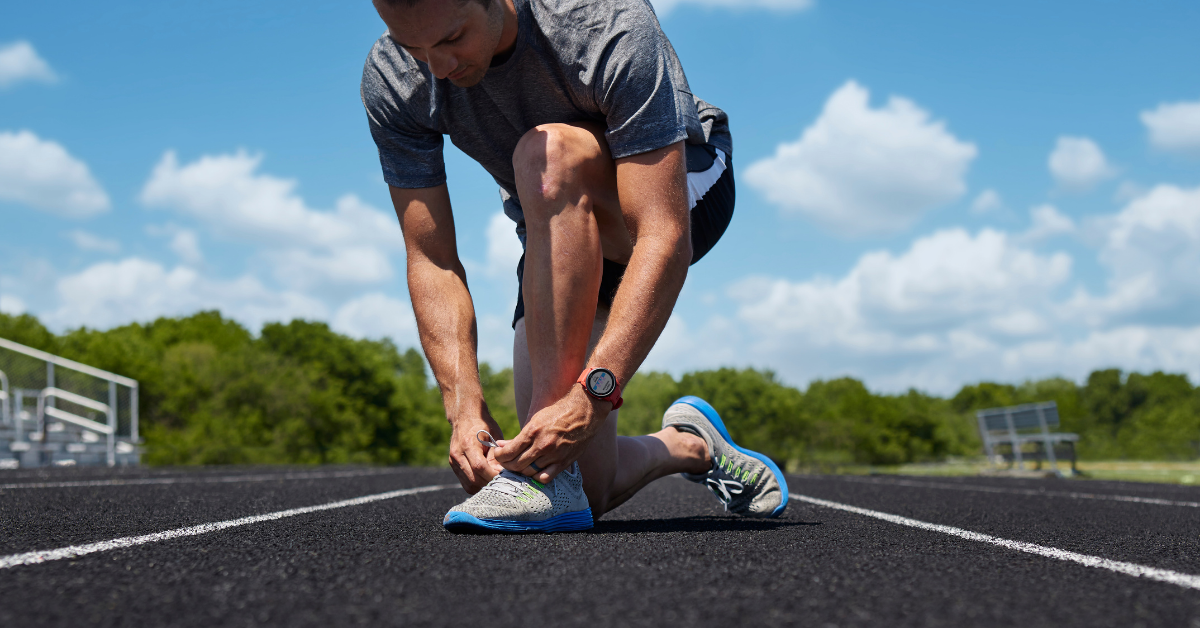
[407, 256, 485, 423]
[587, 229, 690, 388]
[585, 142, 691, 394]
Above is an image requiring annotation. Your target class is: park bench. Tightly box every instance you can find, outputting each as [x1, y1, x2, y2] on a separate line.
[977, 402, 1078, 475]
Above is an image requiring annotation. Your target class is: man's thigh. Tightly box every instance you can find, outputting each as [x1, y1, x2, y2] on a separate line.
[513, 312, 619, 512]
[513, 122, 632, 264]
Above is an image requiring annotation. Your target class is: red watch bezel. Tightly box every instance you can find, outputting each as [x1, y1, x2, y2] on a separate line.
[577, 367, 624, 409]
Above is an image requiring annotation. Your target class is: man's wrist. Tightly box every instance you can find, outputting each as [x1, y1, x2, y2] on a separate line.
[444, 395, 489, 427]
[572, 383, 613, 416]
[577, 367, 624, 409]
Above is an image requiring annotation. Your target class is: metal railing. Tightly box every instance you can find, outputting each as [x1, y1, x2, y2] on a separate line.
[36, 387, 117, 466]
[0, 369, 9, 426]
[0, 337, 138, 443]
[0, 337, 140, 466]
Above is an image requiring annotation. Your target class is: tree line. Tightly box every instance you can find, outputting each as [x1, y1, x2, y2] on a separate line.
[2, 311, 1197, 467]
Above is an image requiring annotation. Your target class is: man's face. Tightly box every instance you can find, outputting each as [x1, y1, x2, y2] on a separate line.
[374, 0, 505, 88]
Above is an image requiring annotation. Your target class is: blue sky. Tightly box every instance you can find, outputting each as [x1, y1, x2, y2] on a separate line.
[2, 0, 1198, 394]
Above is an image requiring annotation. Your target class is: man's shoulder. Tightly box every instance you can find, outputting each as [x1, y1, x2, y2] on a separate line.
[361, 33, 432, 111]
[527, 0, 662, 47]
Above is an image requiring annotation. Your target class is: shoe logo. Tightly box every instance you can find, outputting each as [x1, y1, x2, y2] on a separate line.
[514, 485, 541, 503]
[716, 454, 760, 486]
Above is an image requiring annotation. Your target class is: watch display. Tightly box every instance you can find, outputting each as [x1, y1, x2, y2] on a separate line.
[586, 368, 617, 397]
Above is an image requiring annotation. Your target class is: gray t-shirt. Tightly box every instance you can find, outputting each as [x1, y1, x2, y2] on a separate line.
[360, 0, 732, 238]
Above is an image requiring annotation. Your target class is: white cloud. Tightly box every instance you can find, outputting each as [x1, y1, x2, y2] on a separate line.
[970, 189, 1003, 215]
[1075, 184, 1200, 320]
[987, 309, 1048, 337]
[169, 230, 203, 265]
[0, 130, 110, 216]
[642, 314, 743, 373]
[656, 183, 1200, 392]
[485, 211, 524, 278]
[141, 151, 400, 249]
[1048, 136, 1115, 190]
[744, 81, 977, 236]
[1003, 325, 1200, 387]
[331, 292, 418, 347]
[735, 228, 1070, 351]
[49, 258, 326, 331]
[67, 230, 121, 254]
[0, 294, 26, 315]
[146, 224, 204, 265]
[639, 227, 1096, 392]
[267, 246, 393, 289]
[1140, 99, 1200, 152]
[1114, 180, 1145, 203]
[1022, 204, 1075, 242]
[140, 150, 402, 288]
[0, 41, 57, 88]
[650, 0, 813, 17]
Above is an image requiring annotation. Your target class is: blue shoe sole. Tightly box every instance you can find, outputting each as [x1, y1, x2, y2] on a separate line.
[672, 395, 789, 518]
[443, 508, 594, 533]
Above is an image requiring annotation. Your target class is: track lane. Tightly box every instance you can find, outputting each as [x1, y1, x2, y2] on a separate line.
[791, 474, 1200, 576]
[827, 474, 1200, 508]
[2, 469, 1198, 627]
[790, 492, 1200, 591]
[0, 467, 419, 490]
[0, 467, 454, 554]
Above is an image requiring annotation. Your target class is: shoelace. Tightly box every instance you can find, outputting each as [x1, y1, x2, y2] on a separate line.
[483, 470, 543, 498]
[705, 477, 745, 509]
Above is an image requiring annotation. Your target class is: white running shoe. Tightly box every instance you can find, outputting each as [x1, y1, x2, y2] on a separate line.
[663, 396, 788, 518]
[442, 462, 593, 533]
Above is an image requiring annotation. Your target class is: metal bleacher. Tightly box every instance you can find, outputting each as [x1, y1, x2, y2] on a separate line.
[1, 337, 140, 469]
[977, 402, 1078, 475]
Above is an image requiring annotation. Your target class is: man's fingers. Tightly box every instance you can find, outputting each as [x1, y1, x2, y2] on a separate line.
[485, 447, 504, 474]
[530, 461, 563, 484]
[492, 432, 532, 463]
[500, 438, 557, 476]
[466, 441, 499, 483]
[451, 451, 474, 483]
[449, 454, 478, 494]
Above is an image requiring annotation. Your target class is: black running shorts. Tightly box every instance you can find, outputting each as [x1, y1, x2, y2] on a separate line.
[512, 145, 734, 328]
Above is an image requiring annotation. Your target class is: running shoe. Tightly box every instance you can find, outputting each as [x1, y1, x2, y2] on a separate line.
[442, 462, 593, 533]
[662, 396, 788, 518]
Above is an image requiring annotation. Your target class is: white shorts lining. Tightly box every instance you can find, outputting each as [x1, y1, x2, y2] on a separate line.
[686, 148, 727, 210]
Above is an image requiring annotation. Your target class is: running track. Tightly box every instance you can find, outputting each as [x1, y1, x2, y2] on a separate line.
[2, 466, 1198, 627]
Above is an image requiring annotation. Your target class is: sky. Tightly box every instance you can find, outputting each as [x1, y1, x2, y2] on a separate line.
[2, 0, 1199, 395]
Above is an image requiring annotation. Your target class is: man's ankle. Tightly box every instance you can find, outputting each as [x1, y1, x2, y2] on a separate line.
[668, 426, 711, 475]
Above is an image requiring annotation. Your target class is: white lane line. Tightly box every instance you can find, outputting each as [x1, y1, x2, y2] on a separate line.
[791, 492, 1200, 592]
[0, 484, 457, 570]
[823, 475, 1200, 508]
[0, 469, 415, 490]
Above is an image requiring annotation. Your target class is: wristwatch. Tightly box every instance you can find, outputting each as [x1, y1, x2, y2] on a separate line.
[577, 367, 624, 409]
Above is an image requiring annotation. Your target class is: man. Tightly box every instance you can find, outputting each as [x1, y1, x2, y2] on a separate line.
[362, 0, 788, 532]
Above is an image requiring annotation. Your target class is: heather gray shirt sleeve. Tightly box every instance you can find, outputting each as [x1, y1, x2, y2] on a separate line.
[584, 1, 690, 159]
[361, 42, 447, 190]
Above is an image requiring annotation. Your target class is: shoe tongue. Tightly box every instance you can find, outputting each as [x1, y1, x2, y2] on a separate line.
[488, 470, 547, 497]
[498, 469, 530, 484]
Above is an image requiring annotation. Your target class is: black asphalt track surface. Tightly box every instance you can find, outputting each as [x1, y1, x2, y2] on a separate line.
[2, 466, 1199, 627]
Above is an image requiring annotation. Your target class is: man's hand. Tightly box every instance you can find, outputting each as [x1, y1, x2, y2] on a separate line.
[493, 385, 609, 484]
[448, 412, 506, 494]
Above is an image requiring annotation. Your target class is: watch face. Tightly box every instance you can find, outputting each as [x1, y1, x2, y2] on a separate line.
[586, 369, 617, 397]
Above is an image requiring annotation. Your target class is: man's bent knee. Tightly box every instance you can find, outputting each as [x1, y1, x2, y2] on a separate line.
[512, 123, 610, 209]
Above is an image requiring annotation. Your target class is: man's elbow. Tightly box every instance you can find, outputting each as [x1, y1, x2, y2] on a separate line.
[676, 230, 693, 269]
[650, 224, 691, 272]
